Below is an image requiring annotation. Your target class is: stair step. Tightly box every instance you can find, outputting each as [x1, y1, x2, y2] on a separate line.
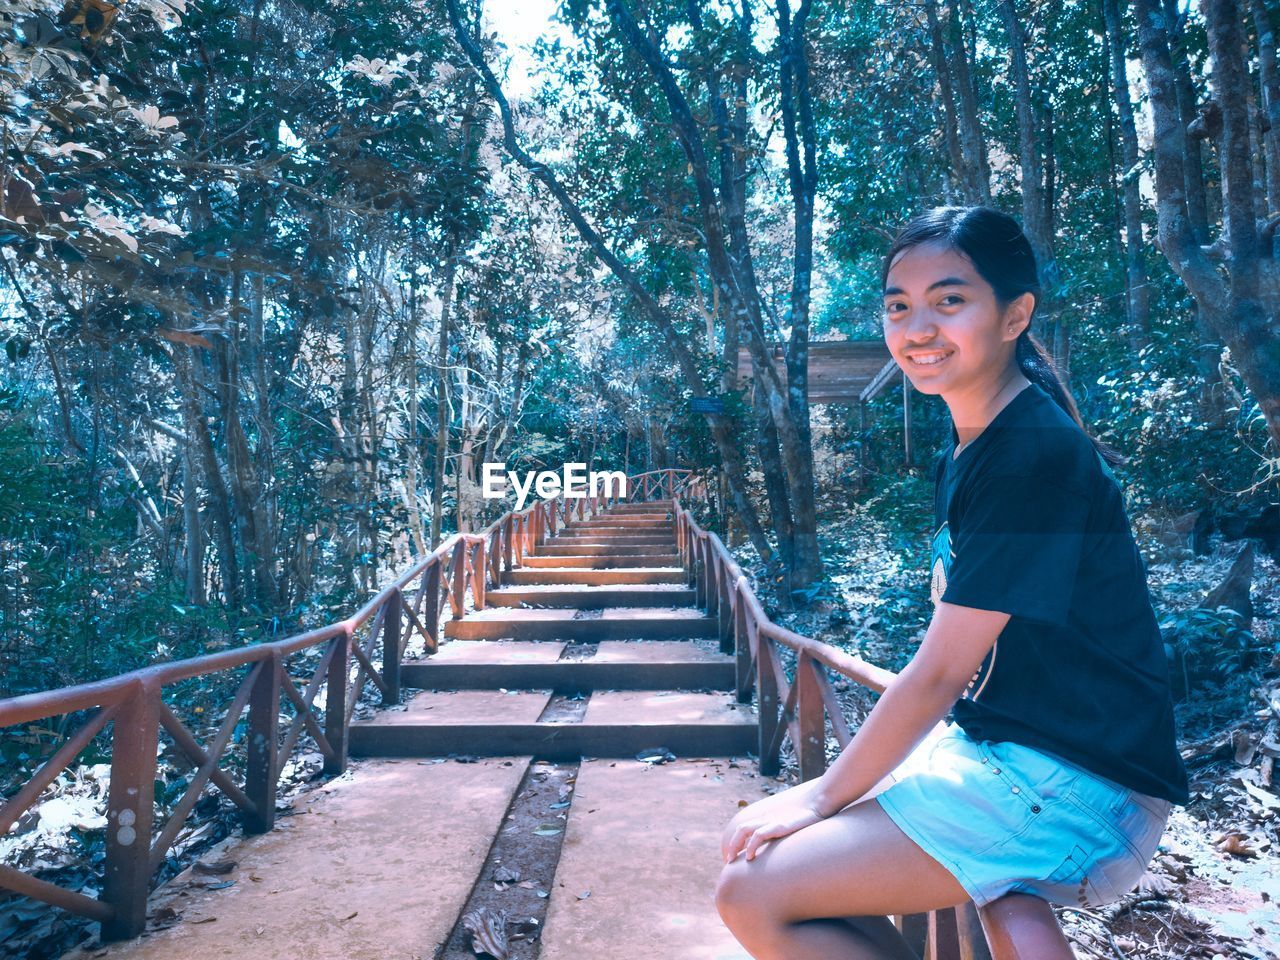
[595, 511, 672, 520]
[503, 568, 687, 585]
[608, 500, 673, 511]
[401, 640, 733, 691]
[518, 554, 680, 569]
[350, 689, 756, 760]
[545, 529, 675, 545]
[486, 585, 697, 607]
[530, 544, 677, 557]
[562, 520, 674, 531]
[444, 608, 717, 640]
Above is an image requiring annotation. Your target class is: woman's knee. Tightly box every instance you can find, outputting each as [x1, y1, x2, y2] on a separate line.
[714, 857, 767, 920]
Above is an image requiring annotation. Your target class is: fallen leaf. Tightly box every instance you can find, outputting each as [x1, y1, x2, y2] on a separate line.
[1215, 833, 1258, 858]
[193, 859, 237, 876]
[462, 906, 508, 959]
[1134, 870, 1176, 898]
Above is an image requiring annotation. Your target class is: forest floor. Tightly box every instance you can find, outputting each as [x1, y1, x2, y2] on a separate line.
[753, 488, 1280, 960]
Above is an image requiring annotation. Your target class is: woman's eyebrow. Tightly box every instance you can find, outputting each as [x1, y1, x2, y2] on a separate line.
[882, 277, 971, 297]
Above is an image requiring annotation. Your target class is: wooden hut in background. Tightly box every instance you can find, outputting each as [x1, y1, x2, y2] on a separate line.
[735, 341, 915, 466]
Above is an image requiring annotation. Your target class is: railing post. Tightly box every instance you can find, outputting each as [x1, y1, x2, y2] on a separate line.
[796, 655, 825, 780]
[423, 561, 442, 654]
[956, 902, 994, 960]
[928, 907, 963, 960]
[101, 680, 160, 941]
[244, 654, 280, 834]
[757, 633, 781, 777]
[894, 915, 929, 957]
[706, 552, 721, 623]
[471, 540, 486, 610]
[503, 515, 514, 578]
[324, 630, 350, 776]
[694, 537, 706, 606]
[382, 588, 403, 705]
[734, 584, 752, 702]
[717, 568, 733, 655]
[450, 543, 466, 617]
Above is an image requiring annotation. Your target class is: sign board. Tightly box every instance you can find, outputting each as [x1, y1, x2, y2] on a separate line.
[690, 396, 725, 414]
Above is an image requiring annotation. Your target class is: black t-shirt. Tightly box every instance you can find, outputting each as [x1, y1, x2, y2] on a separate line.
[931, 380, 1189, 805]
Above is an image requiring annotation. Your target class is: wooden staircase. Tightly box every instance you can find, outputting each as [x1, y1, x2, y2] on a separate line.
[349, 500, 759, 762]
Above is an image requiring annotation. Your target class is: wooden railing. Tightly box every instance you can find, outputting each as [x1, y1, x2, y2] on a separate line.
[0, 467, 705, 941]
[672, 483, 1072, 960]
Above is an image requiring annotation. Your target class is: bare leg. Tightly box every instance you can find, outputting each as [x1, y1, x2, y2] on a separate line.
[715, 794, 970, 959]
[722, 772, 921, 958]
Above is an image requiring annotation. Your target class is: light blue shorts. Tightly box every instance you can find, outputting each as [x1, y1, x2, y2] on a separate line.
[873, 721, 1172, 908]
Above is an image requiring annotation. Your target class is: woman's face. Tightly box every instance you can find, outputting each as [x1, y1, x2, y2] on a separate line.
[881, 241, 1029, 398]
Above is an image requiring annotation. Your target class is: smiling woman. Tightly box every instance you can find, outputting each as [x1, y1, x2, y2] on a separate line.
[714, 206, 1188, 960]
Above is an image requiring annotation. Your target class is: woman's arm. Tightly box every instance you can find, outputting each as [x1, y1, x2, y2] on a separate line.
[721, 599, 1015, 864]
[810, 600, 1012, 819]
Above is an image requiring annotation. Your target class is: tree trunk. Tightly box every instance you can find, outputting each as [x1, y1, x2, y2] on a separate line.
[1251, 0, 1280, 213]
[1135, 0, 1280, 452]
[431, 252, 457, 549]
[946, 0, 991, 202]
[1102, 0, 1152, 348]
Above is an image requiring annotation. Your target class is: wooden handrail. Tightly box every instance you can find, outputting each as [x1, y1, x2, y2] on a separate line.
[671, 484, 1070, 960]
[0, 466, 707, 942]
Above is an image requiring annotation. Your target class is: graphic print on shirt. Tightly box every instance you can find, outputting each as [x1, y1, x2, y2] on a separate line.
[931, 520, 997, 701]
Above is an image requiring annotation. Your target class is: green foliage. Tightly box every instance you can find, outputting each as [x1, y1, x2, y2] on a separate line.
[1160, 606, 1261, 699]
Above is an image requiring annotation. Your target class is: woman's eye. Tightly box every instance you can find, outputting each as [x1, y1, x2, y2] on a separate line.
[938, 294, 964, 307]
[884, 301, 906, 316]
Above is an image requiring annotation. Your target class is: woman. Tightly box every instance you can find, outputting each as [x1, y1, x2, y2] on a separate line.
[714, 206, 1188, 960]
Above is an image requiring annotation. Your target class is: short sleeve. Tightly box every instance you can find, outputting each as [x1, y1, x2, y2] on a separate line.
[940, 472, 1089, 627]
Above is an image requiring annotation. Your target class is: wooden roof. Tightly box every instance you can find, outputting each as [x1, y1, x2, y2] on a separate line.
[735, 340, 901, 404]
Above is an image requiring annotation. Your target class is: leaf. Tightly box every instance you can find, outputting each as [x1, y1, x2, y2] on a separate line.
[192, 859, 237, 875]
[532, 824, 562, 836]
[1214, 833, 1258, 858]
[462, 906, 508, 959]
[1134, 870, 1176, 898]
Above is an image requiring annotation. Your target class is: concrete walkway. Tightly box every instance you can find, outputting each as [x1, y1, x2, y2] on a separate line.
[65, 758, 529, 960]
[67, 754, 771, 959]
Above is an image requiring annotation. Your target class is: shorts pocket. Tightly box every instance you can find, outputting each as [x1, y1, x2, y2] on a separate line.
[1065, 784, 1148, 864]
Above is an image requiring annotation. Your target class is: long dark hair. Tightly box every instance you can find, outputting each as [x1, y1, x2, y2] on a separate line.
[882, 205, 1125, 468]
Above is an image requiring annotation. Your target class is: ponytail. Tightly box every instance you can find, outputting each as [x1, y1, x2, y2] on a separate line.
[1015, 330, 1126, 469]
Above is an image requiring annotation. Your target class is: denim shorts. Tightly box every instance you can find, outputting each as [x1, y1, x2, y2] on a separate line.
[873, 721, 1172, 908]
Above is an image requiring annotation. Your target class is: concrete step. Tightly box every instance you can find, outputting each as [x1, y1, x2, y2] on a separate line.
[400, 640, 733, 691]
[503, 568, 688, 585]
[545, 532, 674, 545]
[607, 500, 673, 512]
[594, 511, 671, 520]
[349, 689, 757, 760]
[562, 520, 674, 532]
[518, 554, 680, 569]
[485, 585, 697, 607]
[443, 607, 717, 641]
[530, 544, 678, 557]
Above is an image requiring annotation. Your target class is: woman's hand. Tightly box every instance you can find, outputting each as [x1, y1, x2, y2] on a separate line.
[722, 796, 828, 864]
